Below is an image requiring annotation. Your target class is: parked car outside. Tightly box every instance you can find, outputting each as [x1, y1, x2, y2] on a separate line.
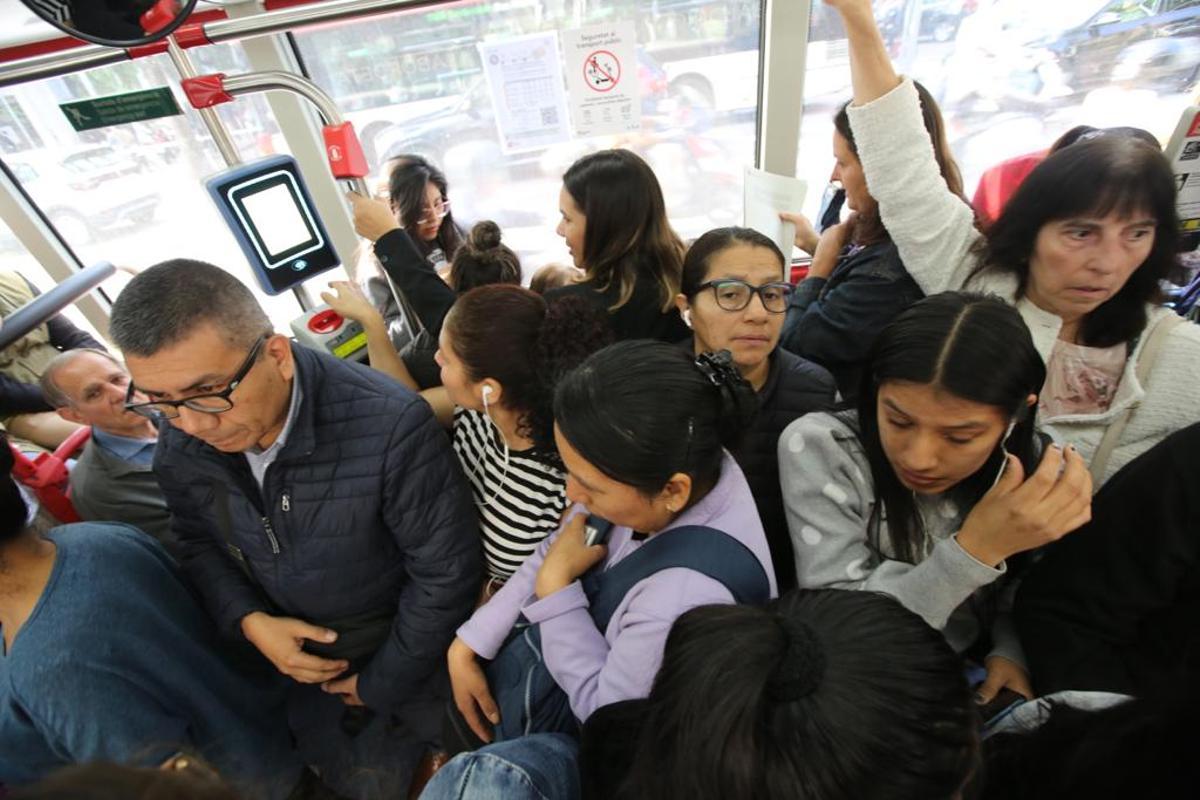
[4, 146, 159, 245]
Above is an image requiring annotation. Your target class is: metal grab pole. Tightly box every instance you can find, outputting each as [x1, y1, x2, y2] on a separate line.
[200, 0, 444, 46]
[0, 0, 444, 88]
[0, 45, 127, 87]
[219, 71, 419, 328]
[166, 39, 241, 168]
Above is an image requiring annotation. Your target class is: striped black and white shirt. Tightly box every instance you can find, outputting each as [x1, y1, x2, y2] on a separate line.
[452, 408, 569, 580]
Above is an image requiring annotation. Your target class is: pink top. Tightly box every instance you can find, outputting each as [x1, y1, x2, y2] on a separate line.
[1041, 340, 1127, 418]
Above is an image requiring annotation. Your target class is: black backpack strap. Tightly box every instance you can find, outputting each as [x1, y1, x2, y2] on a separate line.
[583, 525, 771, 631]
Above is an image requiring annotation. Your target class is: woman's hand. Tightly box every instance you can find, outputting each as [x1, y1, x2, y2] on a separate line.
[320, 280, 384, 327]
[780, 211, 820, 255]
[347, 191, 401, 242]
[976, 655, 1034, 704]
[447, 637, 499, 743]
[535, 515, 608, 599]
[807, 216, 855, 280]
[957, 444, 1092, 568]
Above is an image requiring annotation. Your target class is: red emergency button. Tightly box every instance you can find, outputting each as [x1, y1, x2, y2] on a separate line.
[307, 310, 343, 335]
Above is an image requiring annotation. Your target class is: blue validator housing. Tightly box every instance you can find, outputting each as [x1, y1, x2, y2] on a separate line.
[205, 154, 340, 295]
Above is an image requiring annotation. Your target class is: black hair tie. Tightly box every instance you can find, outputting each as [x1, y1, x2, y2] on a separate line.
[768, 616, 826, 702]
[694, 350, 741, 388]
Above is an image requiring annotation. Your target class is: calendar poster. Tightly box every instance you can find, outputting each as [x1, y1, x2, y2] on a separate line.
[478, 32, 571, 154]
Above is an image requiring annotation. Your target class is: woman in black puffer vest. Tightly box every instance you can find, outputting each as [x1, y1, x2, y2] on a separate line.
[675, 227, 836, 592]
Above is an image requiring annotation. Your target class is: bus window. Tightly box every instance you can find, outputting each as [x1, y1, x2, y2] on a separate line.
[0, 215, 103, 342]
[794, 0, 1200, 237]
[1, 43, 305, 331]
[291, 0, 763, 272]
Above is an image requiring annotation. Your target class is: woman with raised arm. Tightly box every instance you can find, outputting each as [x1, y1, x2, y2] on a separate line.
[777, 79, 960, 401]
[822, 0, 1200, 485]
[780, 292, 1091, 706]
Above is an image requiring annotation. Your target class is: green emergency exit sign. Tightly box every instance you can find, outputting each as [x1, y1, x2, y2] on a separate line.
[59, 87, 181, 132]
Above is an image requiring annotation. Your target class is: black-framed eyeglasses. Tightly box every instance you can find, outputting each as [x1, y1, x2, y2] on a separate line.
[697, 279, 793, 313]
[124, 335, 268, 421]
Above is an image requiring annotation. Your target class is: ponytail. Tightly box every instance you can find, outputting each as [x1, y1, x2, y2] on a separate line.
[554, 341, 759, 502]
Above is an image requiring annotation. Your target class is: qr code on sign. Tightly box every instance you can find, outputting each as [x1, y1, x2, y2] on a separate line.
[541, 107, 558, 125]
[1182, 141, 1200, 161]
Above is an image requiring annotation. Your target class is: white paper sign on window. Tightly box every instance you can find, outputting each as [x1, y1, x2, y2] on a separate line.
[478, 32, 572, 154]
[561, 22, 642, 139]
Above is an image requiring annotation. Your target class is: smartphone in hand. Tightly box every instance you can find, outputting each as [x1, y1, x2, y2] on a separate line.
[584, 514, 613, 547]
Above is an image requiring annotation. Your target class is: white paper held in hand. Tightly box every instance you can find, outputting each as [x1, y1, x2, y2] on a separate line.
[743, 167, 808, 261]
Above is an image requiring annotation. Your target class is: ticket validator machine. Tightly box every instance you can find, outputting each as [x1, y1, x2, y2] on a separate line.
[205, 154, 369, 361]
[180, 65, 422, 365]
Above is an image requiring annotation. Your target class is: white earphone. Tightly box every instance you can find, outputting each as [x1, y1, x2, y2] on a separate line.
[989, 419, 1019, 489]
[682, 308, 693, 328]
[471, 383, 511, 507]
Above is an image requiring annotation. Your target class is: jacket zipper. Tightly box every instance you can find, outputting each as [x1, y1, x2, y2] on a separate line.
[281, 492, 291, 512]
[262, 516, 281, 554]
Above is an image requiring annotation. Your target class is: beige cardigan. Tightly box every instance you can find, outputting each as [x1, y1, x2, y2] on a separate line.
[846, 78, 1200, 484]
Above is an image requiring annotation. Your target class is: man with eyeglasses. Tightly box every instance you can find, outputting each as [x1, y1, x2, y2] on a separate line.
[38, 348, 173, 549]
[108, 259, 481, 799]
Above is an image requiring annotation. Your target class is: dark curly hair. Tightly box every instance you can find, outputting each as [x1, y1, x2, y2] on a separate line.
[444, 286, 612, 457]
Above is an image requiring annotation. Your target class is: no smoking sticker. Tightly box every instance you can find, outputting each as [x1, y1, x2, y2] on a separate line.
[583, 50, 621, 93]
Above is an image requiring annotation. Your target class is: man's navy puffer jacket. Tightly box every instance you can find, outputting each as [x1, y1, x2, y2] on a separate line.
[154, 343, 482, 712]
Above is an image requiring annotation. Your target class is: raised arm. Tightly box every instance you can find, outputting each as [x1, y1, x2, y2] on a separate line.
[826, 0, 901, 105]
[826, 1, 989, 296]
[348, 192, 457, 335]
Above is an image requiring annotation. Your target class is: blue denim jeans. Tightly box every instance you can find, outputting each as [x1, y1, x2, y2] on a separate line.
[419, 734, 580, 800]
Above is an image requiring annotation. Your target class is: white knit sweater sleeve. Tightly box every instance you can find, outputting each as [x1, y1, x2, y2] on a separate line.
[779, 413, 1004, 631]
[846, 78, 988, 296]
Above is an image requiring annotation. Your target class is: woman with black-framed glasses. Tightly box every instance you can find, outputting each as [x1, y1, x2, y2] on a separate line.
[676, 227, 836, 592]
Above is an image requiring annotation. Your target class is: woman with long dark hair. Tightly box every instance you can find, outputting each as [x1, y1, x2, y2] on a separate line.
[780, 292, 1091, 702]
[547, 149, 690, 342]
[347, 155, 472, 386]
[821, 0, 1200, 485]
[446, 341, 773, 745]
[675, 226, 835, 591]
[778, 79, 959, 400]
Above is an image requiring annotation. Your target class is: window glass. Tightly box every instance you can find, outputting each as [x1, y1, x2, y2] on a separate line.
[0, 214, 104, 341]
[1, 43, 304, 330]
[794, 0, 1200, 237]
[292, 0, 764, 273]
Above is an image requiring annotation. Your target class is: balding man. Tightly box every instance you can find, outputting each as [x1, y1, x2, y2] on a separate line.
[39, 349, 173, 548]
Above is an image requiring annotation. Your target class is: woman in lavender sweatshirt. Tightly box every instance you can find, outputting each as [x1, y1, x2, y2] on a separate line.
[446, 341, 777, 743]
